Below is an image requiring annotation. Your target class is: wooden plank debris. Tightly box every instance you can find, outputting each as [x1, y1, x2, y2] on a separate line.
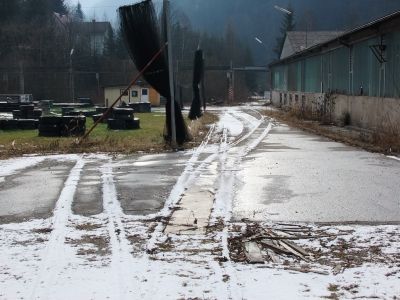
[244, 242, 265, 264]
[284, 266, 329, 276]
[266, 249, 281, 264]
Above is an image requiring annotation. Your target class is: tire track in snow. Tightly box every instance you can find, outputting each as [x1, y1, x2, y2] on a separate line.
[142, 108, 270, 298]
[209, 110, 273, 300]
[30, 157, 85, 300]
[229, 111, 265, 147]
[147, 108, 267, 248]
[101, 160, 146, 299]
[146, 124, 218, 250]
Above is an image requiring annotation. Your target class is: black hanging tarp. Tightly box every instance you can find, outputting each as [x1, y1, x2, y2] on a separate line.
[189, 49, 205, 120]
[119, 0, 190, 145]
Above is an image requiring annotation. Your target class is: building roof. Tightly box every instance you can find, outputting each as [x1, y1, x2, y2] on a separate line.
[281, 31, 344, 59]
[271, 10, 400, 66]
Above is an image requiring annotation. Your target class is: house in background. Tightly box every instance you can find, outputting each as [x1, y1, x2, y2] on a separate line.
[270, 11, 400, 130]
[104, 83, 160, 107]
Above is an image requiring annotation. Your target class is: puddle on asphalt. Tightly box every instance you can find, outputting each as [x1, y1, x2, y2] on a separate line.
[261, 175, 297, 205]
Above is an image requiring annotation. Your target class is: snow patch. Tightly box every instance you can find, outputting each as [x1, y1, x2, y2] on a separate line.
[217, 112, 244, 137]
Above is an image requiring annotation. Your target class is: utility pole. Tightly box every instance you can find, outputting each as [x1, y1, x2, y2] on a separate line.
[70, 49, 75, 103]
[227, 60, 234, 105]
[19, 61, 25, 94]
[164, 0, 177, 147]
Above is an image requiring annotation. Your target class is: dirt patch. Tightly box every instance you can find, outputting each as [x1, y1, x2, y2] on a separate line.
[127, 234, 148, 252]
[32, 228, 53, 234]
[75, 223, 102, 231]
[66, 234, 110, 257]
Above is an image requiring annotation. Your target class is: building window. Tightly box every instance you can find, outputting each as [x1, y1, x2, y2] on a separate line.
[142, 89, 148, 96]
[131, 90, 138, 97]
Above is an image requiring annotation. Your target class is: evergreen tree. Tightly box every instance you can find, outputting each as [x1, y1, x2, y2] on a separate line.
[52, 0, 68, 15]
[73, 2, 85, 22]
[243, 46, 257, 91]
[23, 0, 52, 23]
[274, 5, 295, 59]
[115, 26, 129, 59]
[0, 0, 21, 23]
[104, 26, 116, 58]
[224, 21, 236, 64]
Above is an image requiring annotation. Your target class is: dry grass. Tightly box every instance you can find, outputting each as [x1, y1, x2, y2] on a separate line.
[0, 111, 218, 159]
[187, 112, 219, 145]
[372, 121, 400, 153]
[264, 108, 400, 155]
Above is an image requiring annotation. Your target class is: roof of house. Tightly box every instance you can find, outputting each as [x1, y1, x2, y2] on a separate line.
[281, 31, 344, 59]
[272, 10, 400, 66]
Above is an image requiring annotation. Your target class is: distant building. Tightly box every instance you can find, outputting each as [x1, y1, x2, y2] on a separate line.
[104, 84, 161, 107]
[281, 31, 344, 59]
[270, 11, 400, 130]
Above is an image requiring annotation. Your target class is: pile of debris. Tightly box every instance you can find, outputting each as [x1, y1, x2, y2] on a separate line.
[12, 104, 42, 120]
[129, 102, 151, 113]
[38, 116, 86, 137]
[0, 104, 42, 130]
[0, 101, 20, 112]
[92, 107, 109, 123]
[229, 223, 316, 265]
[61, 107, 98, 118]
[107, 108, 140, 130]
[228, 222, 398, 277]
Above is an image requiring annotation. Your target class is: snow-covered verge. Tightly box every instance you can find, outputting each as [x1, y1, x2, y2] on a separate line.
[1, 218, 399, 299]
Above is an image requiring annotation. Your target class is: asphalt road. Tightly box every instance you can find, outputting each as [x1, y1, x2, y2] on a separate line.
[0, 106, 399, 225]
[0, 152, 190, 223]
[233, 122, 400, 223]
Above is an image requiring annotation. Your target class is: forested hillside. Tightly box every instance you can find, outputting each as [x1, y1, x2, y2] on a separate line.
[174, 0, 400, 64]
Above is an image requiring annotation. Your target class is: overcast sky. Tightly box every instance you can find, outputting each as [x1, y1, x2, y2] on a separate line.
[68, 0, 164, 23]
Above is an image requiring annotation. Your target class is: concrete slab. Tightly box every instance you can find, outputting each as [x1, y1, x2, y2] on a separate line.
[165, 161, 218, 235]
[234, 124, 400, 223]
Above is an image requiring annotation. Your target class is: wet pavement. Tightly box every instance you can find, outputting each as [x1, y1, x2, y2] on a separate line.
[72, 160, 106, 216]
[114, 152, 190, 215]
[0, 152, 190, 223]
[233, 123, 400, 223]
[0, 160, 75, 223]
[0, 107, 399, 225]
